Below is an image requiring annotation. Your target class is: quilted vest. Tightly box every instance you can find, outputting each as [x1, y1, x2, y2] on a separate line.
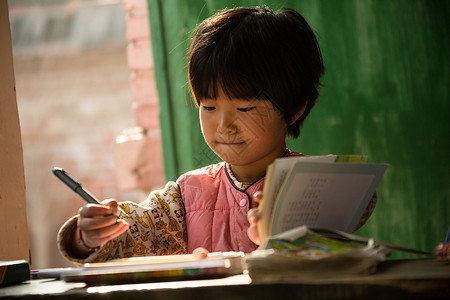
[177, 150, 303, 253]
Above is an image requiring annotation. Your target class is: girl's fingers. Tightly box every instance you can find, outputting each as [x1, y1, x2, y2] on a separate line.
[82, 220, 129, 248]
[247, 224, 261, 246]
[247, 208, 259, 224]
[82, 219, 128, 240]
[78, 199, 119, 218]
[79, 204, 112, 218]
[76, 199, 127, 249]
[248, 196, 261, 245]
[78, 199, 121, 231]
[192, 247, 209, 259]
[101, 199, 119, 216]
[253, 191, 263, 203]
[78, 214, 119, 231]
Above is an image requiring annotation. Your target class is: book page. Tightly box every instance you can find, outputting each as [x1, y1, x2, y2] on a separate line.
[269, 162, 388, 235]
[260, 155, 339, 237]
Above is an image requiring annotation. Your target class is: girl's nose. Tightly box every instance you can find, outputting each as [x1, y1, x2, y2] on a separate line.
[217, 111, 237, 134]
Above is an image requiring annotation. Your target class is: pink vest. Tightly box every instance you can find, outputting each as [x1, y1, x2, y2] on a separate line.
[177, 150, 303, 253]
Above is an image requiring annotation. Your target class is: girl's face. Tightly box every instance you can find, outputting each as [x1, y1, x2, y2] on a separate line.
[199, 89, 289, 180]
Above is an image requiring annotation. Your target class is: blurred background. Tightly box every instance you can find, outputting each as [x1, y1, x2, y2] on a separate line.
[9, 0, 159, 268]
[7, 0, 449, 268]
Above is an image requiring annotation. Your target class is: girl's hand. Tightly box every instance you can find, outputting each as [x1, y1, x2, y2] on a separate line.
[247, 191, 263, 246]
[435, 243, 450, 261]
[192, 247, 209, 259]
[74, 199, 129, 255]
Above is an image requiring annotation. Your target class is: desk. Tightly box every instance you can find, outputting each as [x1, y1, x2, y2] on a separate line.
[1, 259, 449, 299]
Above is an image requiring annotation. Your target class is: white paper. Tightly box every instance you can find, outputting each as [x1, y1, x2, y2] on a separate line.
[271, 173, 374, 233]
[269, 162, 388, 235]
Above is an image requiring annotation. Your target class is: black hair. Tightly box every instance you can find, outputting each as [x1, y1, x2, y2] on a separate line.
[188, 7, 324, 138]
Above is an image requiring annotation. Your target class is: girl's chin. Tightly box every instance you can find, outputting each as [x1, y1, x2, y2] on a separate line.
[215, 152, 245, 165]
[212, 146, 250, 164]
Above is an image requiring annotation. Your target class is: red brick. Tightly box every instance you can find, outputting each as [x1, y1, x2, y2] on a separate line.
[139, 129, 165, 189]
[113, 128, 165, 191]
[133, 99, 160, 129]
[123, 0, 148, 14]
[126, 14, 150, 42]
[130, 70, 158, 100]
[127, 40, 153, 70]
[121, 0, 165, 193]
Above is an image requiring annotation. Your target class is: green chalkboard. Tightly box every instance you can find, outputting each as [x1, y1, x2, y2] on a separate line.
[147, 0, 449, 258]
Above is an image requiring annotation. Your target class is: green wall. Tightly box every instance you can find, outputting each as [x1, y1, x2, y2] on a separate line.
[147, 0, 449, 258]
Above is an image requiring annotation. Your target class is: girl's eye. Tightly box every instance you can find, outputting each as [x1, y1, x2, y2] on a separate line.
[238, 107, 256, 112]
[202, 106, 216, 111]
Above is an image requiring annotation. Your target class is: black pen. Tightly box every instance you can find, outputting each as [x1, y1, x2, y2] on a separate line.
[52, 167, 100, 204]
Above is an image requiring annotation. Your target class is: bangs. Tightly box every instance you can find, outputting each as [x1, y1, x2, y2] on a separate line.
[188, 7, 278, 105]
[189, 64, 263, 104]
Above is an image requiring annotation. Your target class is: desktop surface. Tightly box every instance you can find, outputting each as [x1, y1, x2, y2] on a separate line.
[0, 259, 449, 300]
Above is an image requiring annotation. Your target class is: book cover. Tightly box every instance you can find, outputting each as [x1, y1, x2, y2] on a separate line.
[0, 260, 30, 286]
[61, 252, 245, 285]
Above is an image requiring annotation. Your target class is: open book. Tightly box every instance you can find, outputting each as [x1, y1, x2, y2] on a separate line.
[246, 226, 390, 282]
[258, 155, 389, 241]
[246, 226, 432, 283]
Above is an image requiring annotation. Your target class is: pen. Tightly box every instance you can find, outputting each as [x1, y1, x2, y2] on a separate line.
[52, 167, 100, 204]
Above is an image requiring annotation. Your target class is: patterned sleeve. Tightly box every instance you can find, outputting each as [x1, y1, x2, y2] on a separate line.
[57, 181, 188, 264]
[353, 192, 378, 232]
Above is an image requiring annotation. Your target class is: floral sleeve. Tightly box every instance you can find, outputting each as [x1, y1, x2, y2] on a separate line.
[57, 181, 188, 264]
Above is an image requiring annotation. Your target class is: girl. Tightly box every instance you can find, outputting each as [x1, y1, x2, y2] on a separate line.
[58, 7, 374, 264]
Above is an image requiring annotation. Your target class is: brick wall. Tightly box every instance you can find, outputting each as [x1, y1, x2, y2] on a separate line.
[12, 0, 164, 268]
[115, 0, 165, 193]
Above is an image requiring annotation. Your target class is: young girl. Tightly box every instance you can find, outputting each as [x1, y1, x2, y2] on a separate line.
[58, 7, 375, 264]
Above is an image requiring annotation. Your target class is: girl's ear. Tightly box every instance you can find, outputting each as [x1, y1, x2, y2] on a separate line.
[289, 102, 307, 125]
